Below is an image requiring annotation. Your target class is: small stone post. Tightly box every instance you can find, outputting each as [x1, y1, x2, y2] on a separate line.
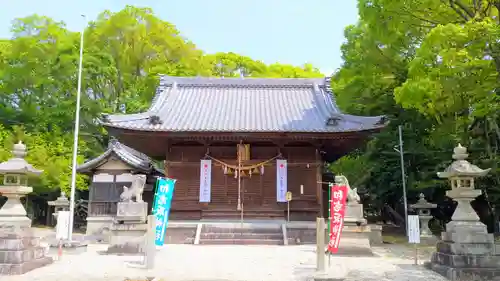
[316, 217, 325, 272]
[410, 193, 437, 238]
[145, 215, 156, 269]
[126, 215, 156, 269]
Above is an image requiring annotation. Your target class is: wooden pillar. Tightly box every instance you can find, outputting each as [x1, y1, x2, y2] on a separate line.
[164, 140, 170, 177]
[260, 173, 264, 205]
[315, 149, 323, 218]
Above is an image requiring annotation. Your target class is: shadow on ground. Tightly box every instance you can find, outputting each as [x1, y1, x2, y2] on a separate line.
[292, 263, 446, 281]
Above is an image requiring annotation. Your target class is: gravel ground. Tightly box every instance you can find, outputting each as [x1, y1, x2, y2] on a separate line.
[2, 244, 447, 281]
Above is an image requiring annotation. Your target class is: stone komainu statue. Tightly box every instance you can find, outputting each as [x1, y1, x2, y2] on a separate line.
[336, 175, 360, 204]
[347, 186, 361, 204]
[120, 174, 146, 202]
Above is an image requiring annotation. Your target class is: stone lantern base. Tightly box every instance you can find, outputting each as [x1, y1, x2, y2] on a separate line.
[426, 221, 500, 281]
[0, 227, 53, 275]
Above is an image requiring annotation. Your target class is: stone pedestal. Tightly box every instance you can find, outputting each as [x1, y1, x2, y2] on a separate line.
[429, 189, 500, 280]
[101, 201, 148, 255]
[116, 201, 147, 223]
[428, 222, 500, 280]
[429, 193, 500, 280]
[344, 203, 367, 225]
[105, 223, 148, 255]
[0, 228, 53, 275]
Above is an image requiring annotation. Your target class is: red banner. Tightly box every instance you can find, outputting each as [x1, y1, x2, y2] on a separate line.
[327, 184, 348, 253]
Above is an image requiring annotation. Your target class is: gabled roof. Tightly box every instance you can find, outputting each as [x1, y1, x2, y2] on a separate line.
[76, 139, 164, 174]
[100, 75, 386, 133]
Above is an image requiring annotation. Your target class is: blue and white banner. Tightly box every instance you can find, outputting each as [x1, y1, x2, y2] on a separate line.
[199, 159, 212, 202]
[153, 177, 176, 247]
[276, 159, 287, 202]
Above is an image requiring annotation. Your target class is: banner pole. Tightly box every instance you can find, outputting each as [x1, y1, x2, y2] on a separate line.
[328, 182, 332, 266]
[151, 178, 160, 213]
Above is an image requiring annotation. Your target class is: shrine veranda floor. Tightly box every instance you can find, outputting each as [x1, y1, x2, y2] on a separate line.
[2, 242, 447, 281]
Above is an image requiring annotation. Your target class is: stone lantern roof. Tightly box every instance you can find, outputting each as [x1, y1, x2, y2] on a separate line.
[411, 193, 437, 210]
[47, 192, 70, 207]
[437, 144, 490, 178]
[0, 141, 43, 176]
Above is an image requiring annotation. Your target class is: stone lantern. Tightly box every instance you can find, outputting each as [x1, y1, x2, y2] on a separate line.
[427, 144, 500, 280]
[410, 193, 437, 238]
[436, 144, 490, 231]
[0, 141, 42, 229]
[0, 141, 53, 275]
[47, 191, 70, 225]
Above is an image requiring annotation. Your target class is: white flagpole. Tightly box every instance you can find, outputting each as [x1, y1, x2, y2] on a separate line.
[67, 14, 86, 242]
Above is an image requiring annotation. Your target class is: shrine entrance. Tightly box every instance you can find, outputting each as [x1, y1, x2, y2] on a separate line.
[201, 143, 285, 220]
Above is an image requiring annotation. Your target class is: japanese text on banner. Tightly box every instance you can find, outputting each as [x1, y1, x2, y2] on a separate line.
[276, 159, 287, 202]
[327, 184, 348, 253]
[199, 159, 211, 202]
[153, 177, 176, 247]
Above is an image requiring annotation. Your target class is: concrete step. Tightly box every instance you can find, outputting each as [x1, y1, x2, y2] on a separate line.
[203, 226, 282, 234]
[202, 213, 284, 220]
[199, 238, 283, 245]
[199, 225, 284, 245]
[201, 232, 283, 240]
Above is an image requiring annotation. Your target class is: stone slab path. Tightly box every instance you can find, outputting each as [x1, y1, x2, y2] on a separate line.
[2, 244, 447, 281]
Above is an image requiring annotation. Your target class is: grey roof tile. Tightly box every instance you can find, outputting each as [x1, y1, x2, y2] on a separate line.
[101, 76, 386, 133]
[76, 139, 164, 174]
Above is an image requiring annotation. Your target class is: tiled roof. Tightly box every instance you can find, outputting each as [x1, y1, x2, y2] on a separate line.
[100, 76, 386, 133]
[76, 139, 164, 174]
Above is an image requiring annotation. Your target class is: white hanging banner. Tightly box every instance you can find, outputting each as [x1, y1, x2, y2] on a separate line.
[276, 159, 287, 202]
[199, 159, 212, 202]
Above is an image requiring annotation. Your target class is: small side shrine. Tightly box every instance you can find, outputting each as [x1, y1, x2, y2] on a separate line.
[0, 141, 53, 275]
[76, 139, 163, 237]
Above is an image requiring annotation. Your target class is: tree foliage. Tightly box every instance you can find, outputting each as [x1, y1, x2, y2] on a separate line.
[0, 5, 323, 196]
[332, 0, 500, 225]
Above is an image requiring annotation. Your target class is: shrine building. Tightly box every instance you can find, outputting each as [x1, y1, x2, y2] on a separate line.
[76, 139, 164, 235]
[100, 75, 386, 222]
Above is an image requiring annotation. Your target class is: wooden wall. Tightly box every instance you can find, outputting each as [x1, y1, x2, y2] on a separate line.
[165, 143, 322, 221]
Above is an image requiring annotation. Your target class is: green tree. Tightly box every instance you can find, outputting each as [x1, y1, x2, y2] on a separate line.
[331, 0, 500, 225]
[0, 125, 88, 194]
[0, 5, 327, 197]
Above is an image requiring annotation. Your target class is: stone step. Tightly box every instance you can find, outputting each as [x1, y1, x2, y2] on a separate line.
[0, 256, 53, 275]
[202, 226, 282, 234]
[199, 238, 283, 245]
[429, 262, 500, 281]
[0, 247, 46, 264]
[202, 213, 284, 220]
[201, 232, 283, 240]
[431, 252, 500, 268]
[436, 241, 495, 255]
[0, 237, 40, 250]
[202, 209, 284, 220]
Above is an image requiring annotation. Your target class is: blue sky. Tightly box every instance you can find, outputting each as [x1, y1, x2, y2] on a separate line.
[0, 0, 358, 75]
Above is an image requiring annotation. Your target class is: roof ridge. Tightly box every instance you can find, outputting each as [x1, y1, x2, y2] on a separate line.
[159, 75, 326, 86]
[323, 76, 341, 113]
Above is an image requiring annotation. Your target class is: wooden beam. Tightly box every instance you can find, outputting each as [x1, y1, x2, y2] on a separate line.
[109, 127, 378, 140]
